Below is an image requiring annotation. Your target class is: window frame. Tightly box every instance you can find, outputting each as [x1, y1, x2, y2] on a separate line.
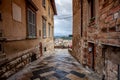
[48, 23, 51, 37]
[42, 0, 46, 8]
[88, 0, 96, 20]
[51, 26, 54, 37]
[48, 6, 50, 17]
[27, 8, 37, 39]
[42, 17, 47, 38]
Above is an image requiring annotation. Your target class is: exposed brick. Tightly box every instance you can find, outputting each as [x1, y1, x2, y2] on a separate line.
[73, 0, 120, 80]
[105, 15, 113, 23]
[100, 12, 108, 21]
[109, 5, 120, 14]
[109, 20, 116, 27]
[100, 2, 114, 14]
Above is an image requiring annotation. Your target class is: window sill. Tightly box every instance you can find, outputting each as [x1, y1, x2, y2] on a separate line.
[26, 36, 37, 39]
[43, 36, 47, 39]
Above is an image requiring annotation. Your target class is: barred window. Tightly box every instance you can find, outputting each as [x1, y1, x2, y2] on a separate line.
[27, 8, 36, 38]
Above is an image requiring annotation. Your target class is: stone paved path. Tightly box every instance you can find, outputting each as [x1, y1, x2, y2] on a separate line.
[8, 49, 101, 80]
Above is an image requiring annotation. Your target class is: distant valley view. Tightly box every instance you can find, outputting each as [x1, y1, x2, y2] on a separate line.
[54, 35, 72, 48]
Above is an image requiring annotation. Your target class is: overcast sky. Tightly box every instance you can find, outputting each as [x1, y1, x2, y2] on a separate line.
[54, 0, 72, 36]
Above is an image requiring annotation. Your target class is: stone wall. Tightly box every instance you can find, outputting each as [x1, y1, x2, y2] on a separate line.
[0, 47, 40, 79]
[72, 0, 120, 79]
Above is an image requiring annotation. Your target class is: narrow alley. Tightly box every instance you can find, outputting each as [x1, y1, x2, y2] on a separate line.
[8, 49, 100, 80]
[0, 0, 120, 80]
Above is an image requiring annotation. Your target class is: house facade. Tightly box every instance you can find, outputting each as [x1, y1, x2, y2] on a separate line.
[0, 0, 57, 79]
[72, 0, 120, 80]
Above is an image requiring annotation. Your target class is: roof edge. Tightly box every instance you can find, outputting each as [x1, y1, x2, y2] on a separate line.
[50, 0, 57, 15]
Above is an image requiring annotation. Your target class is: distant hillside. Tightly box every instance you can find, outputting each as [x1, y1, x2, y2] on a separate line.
[54, 36, 72, 40]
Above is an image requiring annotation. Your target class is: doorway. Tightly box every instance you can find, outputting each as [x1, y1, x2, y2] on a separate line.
[88, 43, 95, 70]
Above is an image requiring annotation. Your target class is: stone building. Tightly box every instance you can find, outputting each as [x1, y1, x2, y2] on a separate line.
[0, 0, 57, 79]
[72, 0, 120, 80]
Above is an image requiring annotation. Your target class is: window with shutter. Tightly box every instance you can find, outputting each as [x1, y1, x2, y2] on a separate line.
[27, 8, 36, 38]
[48, 6, 50, 17]
[52, 26, 54, 37]
[42, 17, 46, 38]
[42, 0, 46, 8]
[48, 23, 51, 37]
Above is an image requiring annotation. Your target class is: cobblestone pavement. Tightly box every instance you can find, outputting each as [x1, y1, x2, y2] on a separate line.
[8, 49, 101, 80]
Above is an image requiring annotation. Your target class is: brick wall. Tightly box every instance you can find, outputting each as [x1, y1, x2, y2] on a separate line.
[72, 0, 120, 79]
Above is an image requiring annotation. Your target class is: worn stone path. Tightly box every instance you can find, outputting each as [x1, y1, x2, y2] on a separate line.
[8, 49, 101, 80]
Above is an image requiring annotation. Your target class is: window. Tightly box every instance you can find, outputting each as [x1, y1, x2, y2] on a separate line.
[48, 6, 50, 17]
[42, 0, 45, 8]
[39, 30, 41, 37]
[42, 17, 46, 38]
[88, 0, 95, 19]
[52, 26, 54, 37]
[27, 8, 36, 38]
[48, 23, 51, 37]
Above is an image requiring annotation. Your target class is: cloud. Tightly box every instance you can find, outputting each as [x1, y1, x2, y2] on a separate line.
[54, 0, 72, 36]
